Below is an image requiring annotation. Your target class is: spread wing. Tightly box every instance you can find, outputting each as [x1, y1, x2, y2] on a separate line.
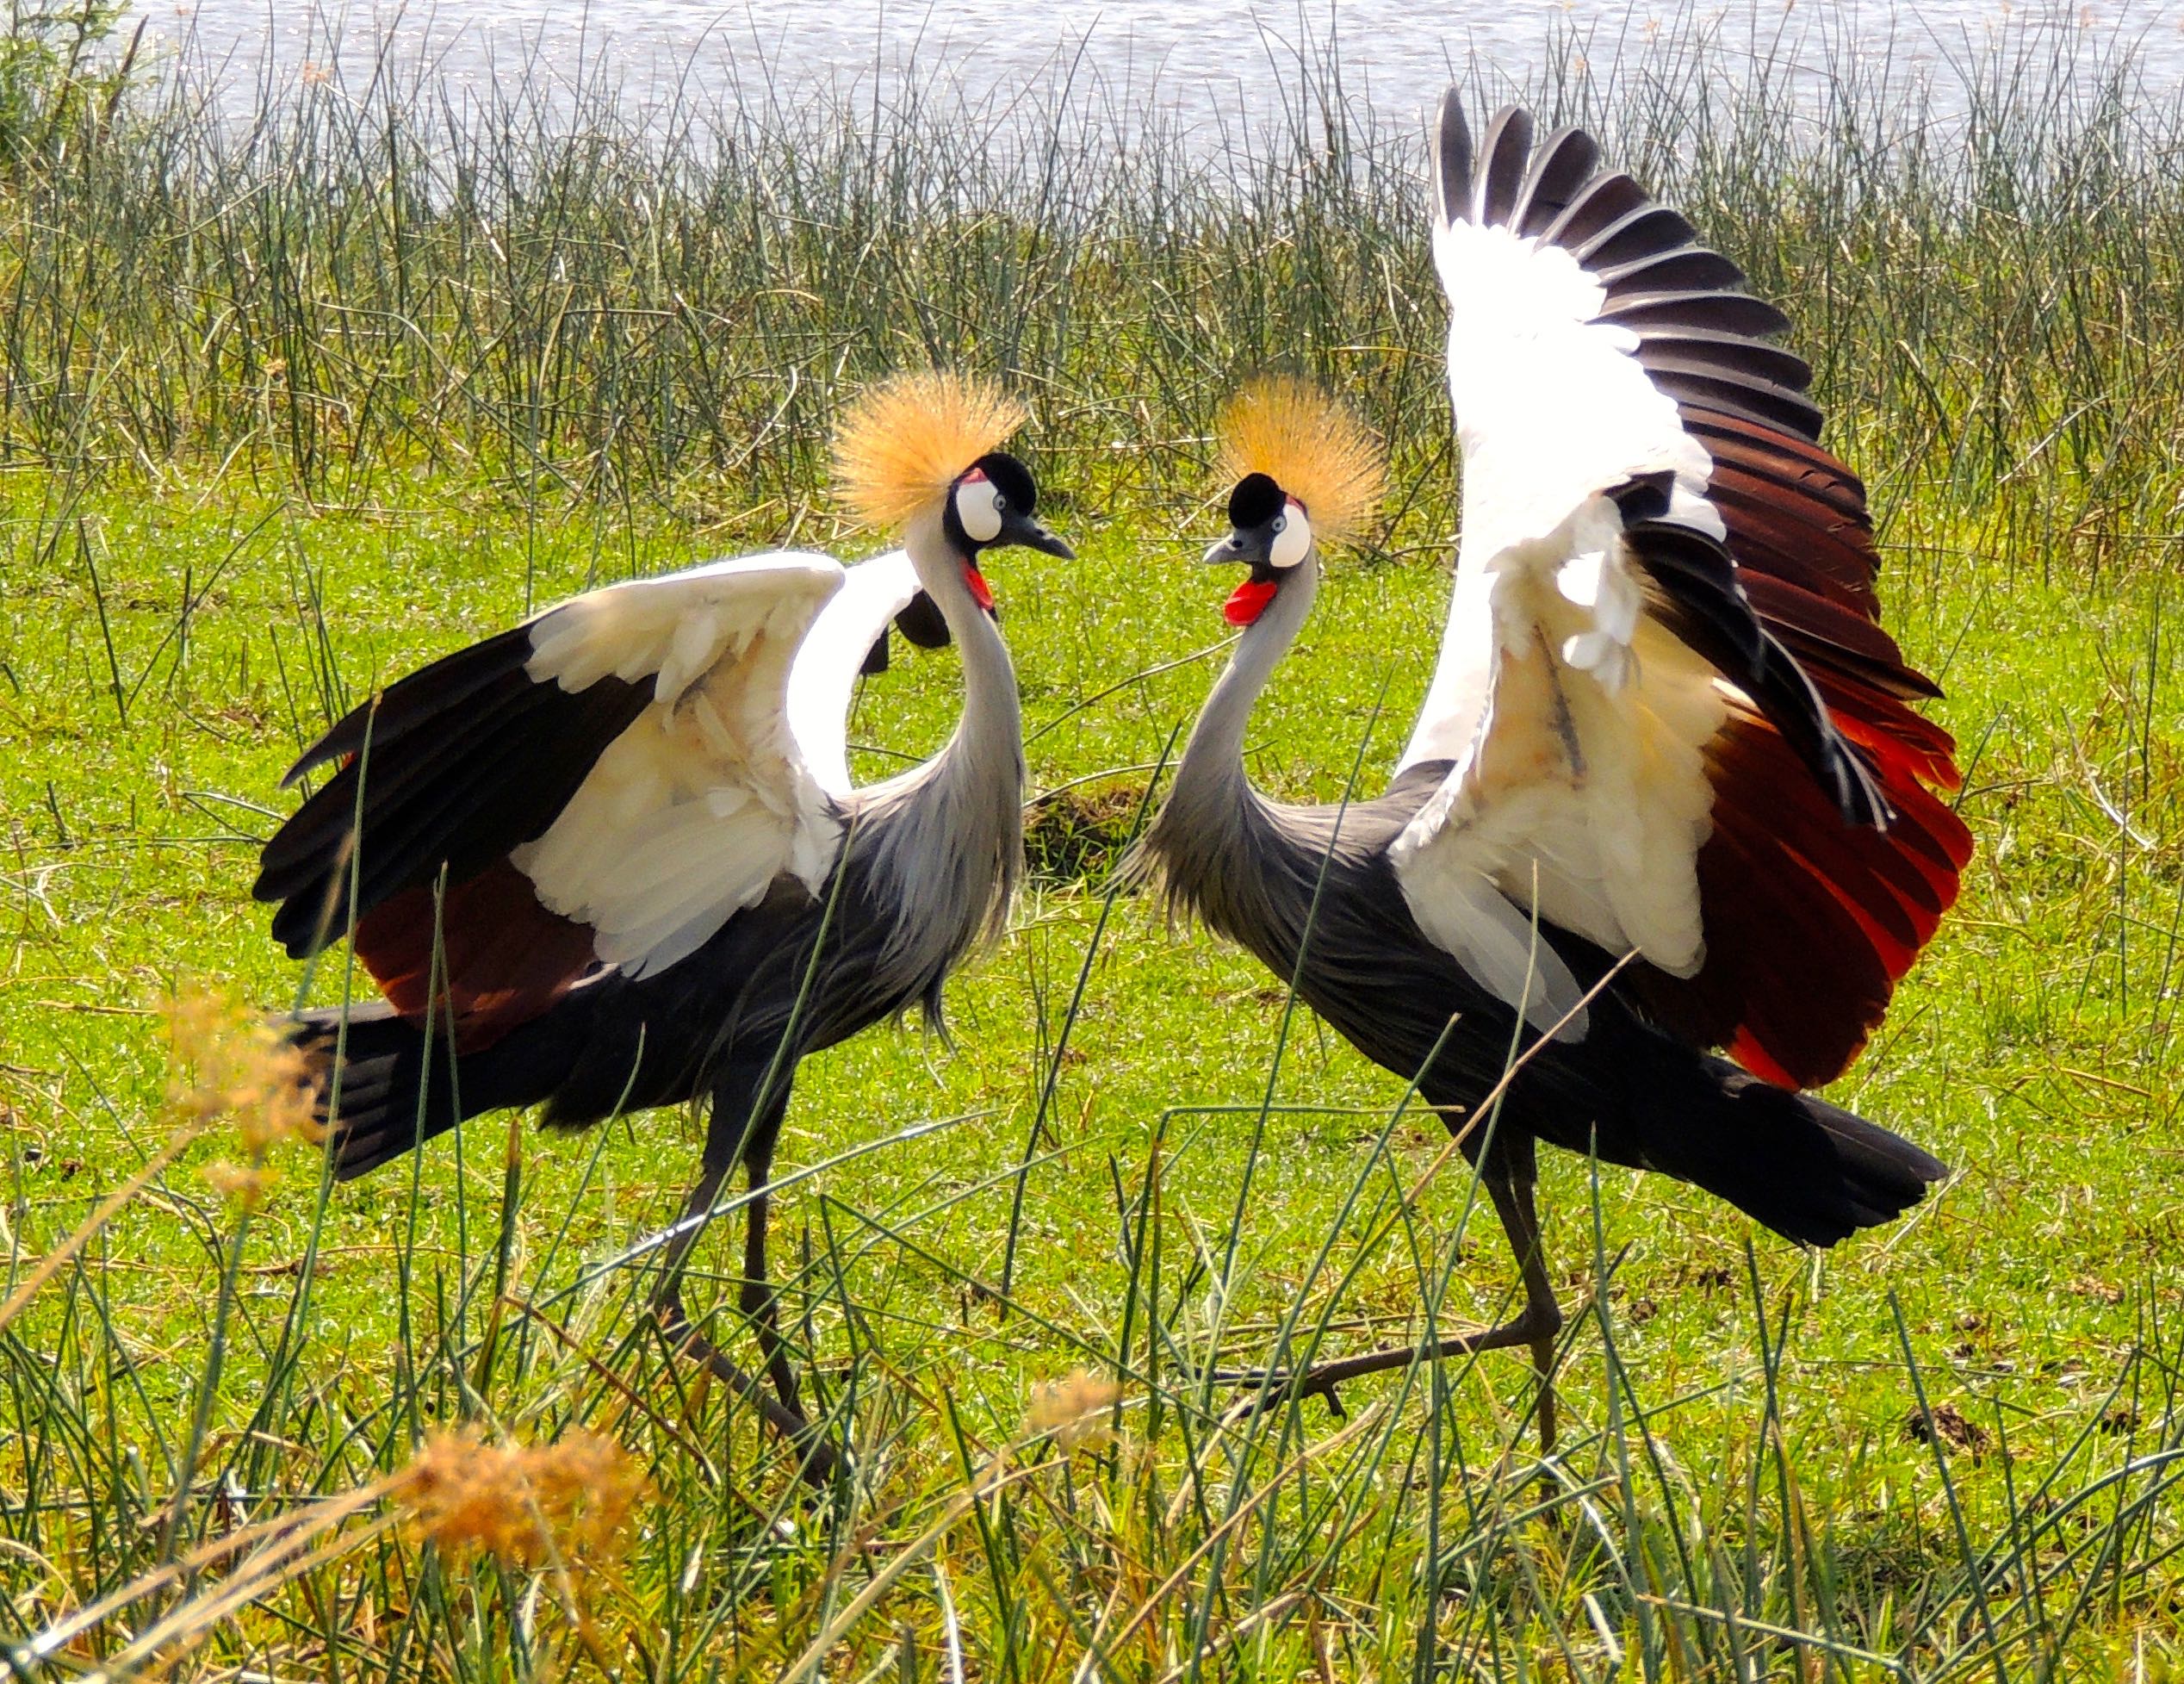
[254, 551, 852, 1047]
[1391, 96, 1970, 1084]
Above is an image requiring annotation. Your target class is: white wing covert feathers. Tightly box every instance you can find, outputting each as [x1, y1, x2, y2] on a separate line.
[784, 549, 924, 799]
[1387, 96, 1969, 1090]
[1392, 97, 1874, 1035]
[512, 552, 849, 976]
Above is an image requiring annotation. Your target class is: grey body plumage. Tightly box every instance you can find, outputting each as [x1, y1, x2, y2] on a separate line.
[854, 562, 1027, 1019]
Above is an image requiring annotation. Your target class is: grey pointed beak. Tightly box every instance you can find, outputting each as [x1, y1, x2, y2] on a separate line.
[1002, 511, 1075, 561]
[1204, 523, 1275, 568]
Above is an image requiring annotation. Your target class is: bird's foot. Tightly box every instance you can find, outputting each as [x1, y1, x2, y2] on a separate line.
[1213, 1315, 1563, 1440]
[1213, 1372, 1349, 1431]
[1213, 1325, 1487, 1427]
[656, 1296, 842, 1488]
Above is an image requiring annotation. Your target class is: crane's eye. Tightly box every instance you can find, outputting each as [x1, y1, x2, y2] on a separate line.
[1269, 504, 1312, 569]
[954, 476, 1004, 544]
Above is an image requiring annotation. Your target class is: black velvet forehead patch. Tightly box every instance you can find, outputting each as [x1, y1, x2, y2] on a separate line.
[1227, 471, 1285, 527]
[971, 451, 1039, 514]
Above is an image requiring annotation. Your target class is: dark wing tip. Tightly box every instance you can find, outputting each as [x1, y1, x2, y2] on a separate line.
[1760, 632, 1890, 830]
[265, 879, 344, 958]
[1432, 88, 1474, 228]
[1511, 122, 1601, 234]
[1475, 106, 1536, 228]
[279, 710, 363, 789]
[1606, 469, 1678, 524]
[894, 590, 951, 649]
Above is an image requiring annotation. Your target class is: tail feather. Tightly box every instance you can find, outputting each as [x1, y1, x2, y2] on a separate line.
[1535, 1022, 1945, 1247]
[1619, 1057, 1945, 1246]
[289, 1002, 580, 1181]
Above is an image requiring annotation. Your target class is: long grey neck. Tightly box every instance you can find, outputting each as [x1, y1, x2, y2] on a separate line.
[896, 504, 1024, 799]
[853, 506, 1026, 996]
[1169, 561, 1318, 823]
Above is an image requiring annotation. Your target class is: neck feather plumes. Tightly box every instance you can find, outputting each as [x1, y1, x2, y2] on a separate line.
[1140, 563, 1318, 910]
[856, 505, 1026, 980]
[1173, 565, 1316, 809]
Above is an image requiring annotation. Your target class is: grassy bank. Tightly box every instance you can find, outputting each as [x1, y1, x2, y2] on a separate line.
[3, 11, 2184, 1679]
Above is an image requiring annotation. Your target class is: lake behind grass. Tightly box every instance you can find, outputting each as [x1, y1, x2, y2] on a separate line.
[130, 0, 2184, 150]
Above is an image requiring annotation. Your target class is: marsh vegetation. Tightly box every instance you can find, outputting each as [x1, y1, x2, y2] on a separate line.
[3, 8, 2183, 1676]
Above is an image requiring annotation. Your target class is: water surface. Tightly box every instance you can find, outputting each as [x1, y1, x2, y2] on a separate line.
[128, 0, 2184, 146]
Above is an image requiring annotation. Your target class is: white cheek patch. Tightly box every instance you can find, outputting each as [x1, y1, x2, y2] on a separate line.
[1269, 502, 1312, 569]
[955, 476, 1004, 544]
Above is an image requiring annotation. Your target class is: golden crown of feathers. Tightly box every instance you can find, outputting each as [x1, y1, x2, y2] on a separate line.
[1216, 376, 1386, 544]
[832, 370, 1029, 530]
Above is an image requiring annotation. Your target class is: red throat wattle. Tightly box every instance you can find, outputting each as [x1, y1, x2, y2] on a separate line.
[1224, 578, 1278, 626]
[964, 565, 995, 613]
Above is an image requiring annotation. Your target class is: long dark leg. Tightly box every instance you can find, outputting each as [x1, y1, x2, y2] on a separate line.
[653, 1067, 836, 1482]
[736, 1128, 803, 1426]
[655, 1165, 805, 1436]
[1222, 1158, 1563, 1447]
[1487, 1165, 1563, 1451]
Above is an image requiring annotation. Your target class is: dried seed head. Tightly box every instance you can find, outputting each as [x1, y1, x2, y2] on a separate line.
[1026, 1369, 1121, 1453]
[202, 1160, 273, 1212]
[400, 1426, 650, 1568]
[162, 987, 326, 1203]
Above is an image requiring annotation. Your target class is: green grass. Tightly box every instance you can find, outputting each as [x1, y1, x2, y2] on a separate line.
[3, 9, 2184, 1679]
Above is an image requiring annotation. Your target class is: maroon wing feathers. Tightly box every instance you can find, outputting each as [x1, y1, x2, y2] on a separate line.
[1654, 408, 1971, 1086]
[254, 631, 647, 1051]
[351, 861, 604, 1051]
[1471, 104, 1970, 1087]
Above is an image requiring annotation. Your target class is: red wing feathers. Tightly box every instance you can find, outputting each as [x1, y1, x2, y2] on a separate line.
[1440, 105, 1969, 1091]
[1685, 409, 1883, 613]
[1631, 389, 1966, 1090]
[350, 861, 602, 1053]
[1654, 410, 1971, 1088]
[1637, 716, 1915, 1087]
[1814, 670, 1964, 791]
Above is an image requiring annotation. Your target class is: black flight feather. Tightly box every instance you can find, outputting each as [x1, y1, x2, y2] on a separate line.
[893, 590, 951, 649]
[1433, 88, 1473, 228]
[1629, 329, 1813, 393]
[1599, 290, 1794, 339]
[282, 623, 538, 786]
[259, 669, 650, 956]
[1639, 361, 1826, 440]
[1511, 124, 1599, 234]
[1597, 246, 1747, 299]
[1573, 203, 1696, 269]
[1474, 106, 1535, 227]
[1537, 171, 1647, 249]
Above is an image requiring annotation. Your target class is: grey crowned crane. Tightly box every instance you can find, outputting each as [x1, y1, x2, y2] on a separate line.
[1138, 95, 1970, 1444]
[253, 372, 1071, 1476]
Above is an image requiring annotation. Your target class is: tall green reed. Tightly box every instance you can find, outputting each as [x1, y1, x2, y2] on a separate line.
[0, 6, 2177, 569]
[4, 7, 2184, 1676]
